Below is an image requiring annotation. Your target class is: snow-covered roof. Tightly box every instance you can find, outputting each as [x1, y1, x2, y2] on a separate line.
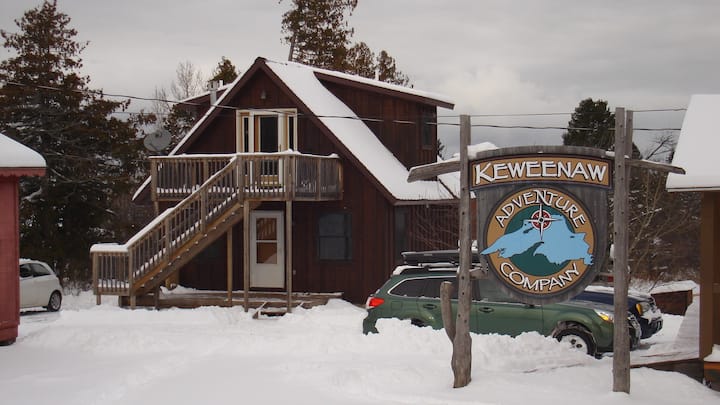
[148, 58, 457, 202]
[265, 59, 455, 201]
[0, 132, 46, 169]
[666, 95, 720, 191]
[306, 62, 454, 107]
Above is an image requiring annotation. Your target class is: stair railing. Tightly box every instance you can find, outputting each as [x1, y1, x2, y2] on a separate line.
[93, 157, 240, 295]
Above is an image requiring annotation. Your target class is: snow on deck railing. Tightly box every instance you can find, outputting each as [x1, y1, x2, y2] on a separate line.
[93, 153, 342, 296]
[151, 152, 342, 201]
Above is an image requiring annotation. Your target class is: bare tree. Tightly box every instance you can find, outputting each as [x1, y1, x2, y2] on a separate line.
[170, 60, 205, 100]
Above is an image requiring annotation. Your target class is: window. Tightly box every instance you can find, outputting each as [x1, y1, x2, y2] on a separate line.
[423, 277, 457, 299]
[318, 212, 351, 260]
[477, 278, 518, 303]
[19, 264, 32, 278]
[390, 279, 426, 297]
[236, 109, 298, 153]
[421, 111, 435, 149]
[31, 263, 51, 277]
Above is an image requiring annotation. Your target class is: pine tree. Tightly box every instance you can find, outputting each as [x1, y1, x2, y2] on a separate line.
[376, 50, 410, 86]
[208, 56, 238, 85]
[345, 42, 375, 79]
[562, 98, 615, 150]
[281, 1, 411, 86]
[0, 1, 145, 284]
[282, 0, 357, 71]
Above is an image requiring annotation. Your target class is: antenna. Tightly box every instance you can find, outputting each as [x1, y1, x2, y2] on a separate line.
[143, 129, 171, 153]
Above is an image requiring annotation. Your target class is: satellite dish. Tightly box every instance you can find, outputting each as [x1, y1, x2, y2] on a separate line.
[143, 129, 172, 153]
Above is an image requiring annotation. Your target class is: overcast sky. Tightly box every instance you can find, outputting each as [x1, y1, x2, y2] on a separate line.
[1, 0, 718, 155]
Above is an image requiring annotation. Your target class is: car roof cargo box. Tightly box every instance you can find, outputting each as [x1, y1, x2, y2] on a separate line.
[401, 250, 481, 266]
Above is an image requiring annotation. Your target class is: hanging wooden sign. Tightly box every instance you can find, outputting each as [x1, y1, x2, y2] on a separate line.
[472, 147, 612, 305]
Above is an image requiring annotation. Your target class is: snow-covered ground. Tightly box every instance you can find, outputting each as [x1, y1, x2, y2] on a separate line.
[1, 292, 717, 405]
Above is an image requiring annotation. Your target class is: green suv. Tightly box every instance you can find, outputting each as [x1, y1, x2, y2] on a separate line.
[362, 265, 641, 356]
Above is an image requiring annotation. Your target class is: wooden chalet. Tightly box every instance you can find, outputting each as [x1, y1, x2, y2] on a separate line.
[91, 57, 459, 311]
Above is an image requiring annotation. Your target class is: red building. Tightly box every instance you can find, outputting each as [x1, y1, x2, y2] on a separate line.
[0, 133, 45, 345]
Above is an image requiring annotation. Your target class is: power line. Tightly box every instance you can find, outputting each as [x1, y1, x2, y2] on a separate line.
[0, 79, 684, 131]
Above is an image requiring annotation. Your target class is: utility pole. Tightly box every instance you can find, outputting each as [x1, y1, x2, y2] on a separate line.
[613, 107, 631, 393]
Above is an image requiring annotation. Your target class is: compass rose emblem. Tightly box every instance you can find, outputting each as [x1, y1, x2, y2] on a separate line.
[528, 203, 559, 241]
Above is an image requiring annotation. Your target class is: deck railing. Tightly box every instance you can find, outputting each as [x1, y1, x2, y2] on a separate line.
[93, 153, 342, 297]
[151, 153, 342, 201]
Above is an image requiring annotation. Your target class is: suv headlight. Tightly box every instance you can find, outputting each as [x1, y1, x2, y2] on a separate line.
[594, 309, 613, 323]
[636, 302, 650, 316]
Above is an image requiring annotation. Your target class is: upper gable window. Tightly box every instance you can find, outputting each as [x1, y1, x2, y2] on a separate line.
[421, 111, 436, 150]
[236, 109, 298, 153]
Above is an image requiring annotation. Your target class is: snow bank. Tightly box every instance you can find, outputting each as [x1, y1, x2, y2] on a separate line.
[3, 292, 716, 405]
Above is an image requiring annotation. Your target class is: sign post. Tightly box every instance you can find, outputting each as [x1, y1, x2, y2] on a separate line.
[451, 115, 473, 388]
[612, 108, 630, 393]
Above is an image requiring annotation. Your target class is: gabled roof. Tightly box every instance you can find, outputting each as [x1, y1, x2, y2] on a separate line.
[667, 95, 720, 191]
[136, 57, 457, 203]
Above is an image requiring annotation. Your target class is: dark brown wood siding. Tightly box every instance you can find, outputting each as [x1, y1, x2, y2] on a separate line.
[321, 81, 439, 169]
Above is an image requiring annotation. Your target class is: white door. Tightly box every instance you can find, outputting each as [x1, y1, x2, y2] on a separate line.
[249, 211, 285, 288]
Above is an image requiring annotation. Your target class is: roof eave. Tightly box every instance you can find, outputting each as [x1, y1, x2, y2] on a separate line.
[314, 71, 455, 109]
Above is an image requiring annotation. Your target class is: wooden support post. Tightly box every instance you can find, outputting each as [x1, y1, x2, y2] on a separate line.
[243, 203, 250, 312]
[613, 107, 630, 393]
[699, 192, 719, 359]
[154, 285, 160, 310]
[128, 250, 135, 310]
[92, 253, 100, 306]
[451, 114, 473, 388]
[286, 200, 293, 313]
[440, 281, 456, 340]
[227, 229, 233, 306]
[151, 159, 159, 216]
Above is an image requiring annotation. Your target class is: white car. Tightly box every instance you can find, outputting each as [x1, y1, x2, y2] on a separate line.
[19, 259, 62, 311]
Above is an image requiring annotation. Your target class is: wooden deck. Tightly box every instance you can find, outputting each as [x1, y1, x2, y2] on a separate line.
[117, 290, 343, 313]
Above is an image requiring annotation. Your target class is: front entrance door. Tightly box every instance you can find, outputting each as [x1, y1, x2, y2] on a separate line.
[249, 211, 285, 288]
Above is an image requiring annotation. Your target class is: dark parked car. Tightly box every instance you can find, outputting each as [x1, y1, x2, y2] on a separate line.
[363, 264, 641, 356]
[572, 285, 663, 339]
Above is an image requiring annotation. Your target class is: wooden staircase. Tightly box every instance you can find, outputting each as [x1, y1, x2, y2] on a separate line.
[132, 202, 245, 296]
[91, 153, 343, 308]
[92, 157, 247, 306]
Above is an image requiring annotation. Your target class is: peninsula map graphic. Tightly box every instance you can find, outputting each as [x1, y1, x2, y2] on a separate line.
[481, 187, 596, 294]
[482, 208, 593, 276]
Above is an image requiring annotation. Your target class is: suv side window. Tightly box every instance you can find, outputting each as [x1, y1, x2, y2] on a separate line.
[422, 277, 458, 299]
[389, 278, 426, 297]
[476, 277, 520, 303]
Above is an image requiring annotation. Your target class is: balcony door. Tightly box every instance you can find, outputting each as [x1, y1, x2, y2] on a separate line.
[237, 110, 297, 186]
[236, 109, 297, 153]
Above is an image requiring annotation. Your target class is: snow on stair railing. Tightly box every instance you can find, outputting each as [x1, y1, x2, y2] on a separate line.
[92, 156, 240, 295]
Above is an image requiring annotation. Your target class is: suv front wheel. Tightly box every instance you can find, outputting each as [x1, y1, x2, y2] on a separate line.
[553, 324, 597, 356]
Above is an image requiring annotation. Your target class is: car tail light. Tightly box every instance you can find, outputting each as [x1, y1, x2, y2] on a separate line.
[365, 296, 385, 309]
